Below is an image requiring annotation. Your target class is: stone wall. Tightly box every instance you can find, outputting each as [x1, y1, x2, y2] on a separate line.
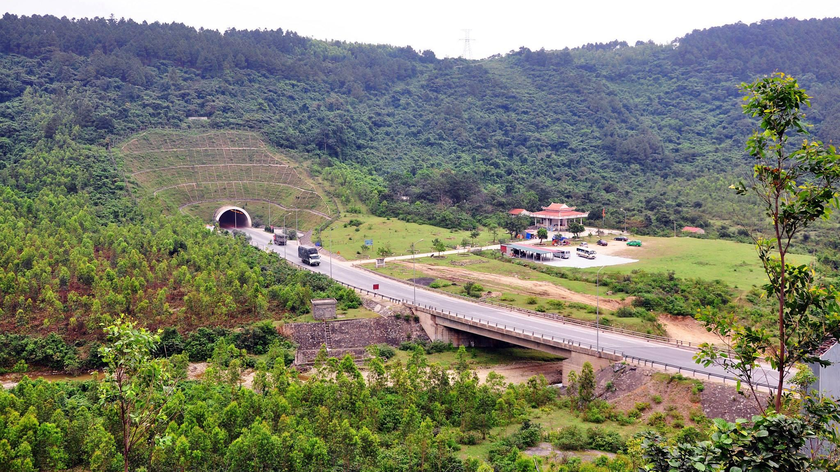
[288, 315, 430, 365]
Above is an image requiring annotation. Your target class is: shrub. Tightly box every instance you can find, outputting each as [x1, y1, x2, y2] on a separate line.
[584, 408, 606, 424]
[586, 427, 625, 453]
[459, 431, 481, 445]
[526, 296, 538, 305]
[426, 340, 453, 354]
[615, 413, 635, 426]
[647, 412, 667, 428]
[614, 307, 636, 318]
[366, 343, 396, 360]
[689, 408, 708, 425]
[674, 426, 705, 444]
[509, 421, 542, 449]
[399, 341, 423, 351]
[552, 426, 588, 451]
[652, 394, 663, 404]
[634, 402, 650, 412]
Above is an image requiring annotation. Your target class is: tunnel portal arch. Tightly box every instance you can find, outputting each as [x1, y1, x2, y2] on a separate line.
[214, 206, 252, 228]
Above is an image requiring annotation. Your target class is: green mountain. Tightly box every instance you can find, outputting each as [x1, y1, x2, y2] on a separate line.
[3, 15, 840, 237]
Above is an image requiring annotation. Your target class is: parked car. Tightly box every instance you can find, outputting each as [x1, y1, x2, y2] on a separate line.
[614, 236, 628, 241]
[626, 240, 642, 247]
[579, 241, 588, 247]
[597, 239, 608, 246]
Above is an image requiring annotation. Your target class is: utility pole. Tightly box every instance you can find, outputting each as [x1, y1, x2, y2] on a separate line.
[596, 265, 606, 351]
[283, 214, 288, 260]
[412, 238, 424, 305]
[621, 208, 627, 234]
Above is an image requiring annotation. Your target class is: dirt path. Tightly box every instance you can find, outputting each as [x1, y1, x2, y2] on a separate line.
[397, 261, 627, 311]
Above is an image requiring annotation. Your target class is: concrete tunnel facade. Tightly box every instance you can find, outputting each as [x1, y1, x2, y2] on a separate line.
[214, 205, 253, 228]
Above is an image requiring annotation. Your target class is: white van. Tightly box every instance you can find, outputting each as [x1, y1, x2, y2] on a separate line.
[557, 249, 571, 259]
[576, 247, 596, 259]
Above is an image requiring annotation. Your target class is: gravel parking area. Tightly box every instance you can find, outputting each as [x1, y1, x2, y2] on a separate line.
[542, 253, 637, 268]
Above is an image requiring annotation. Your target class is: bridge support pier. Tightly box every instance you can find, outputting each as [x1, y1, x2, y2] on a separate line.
[561, 351, 613, 384]
[411, 305, 620, 385]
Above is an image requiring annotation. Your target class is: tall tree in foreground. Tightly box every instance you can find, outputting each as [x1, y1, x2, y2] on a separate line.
[696, 73, 840, 413]
[98, 317, 179, 472]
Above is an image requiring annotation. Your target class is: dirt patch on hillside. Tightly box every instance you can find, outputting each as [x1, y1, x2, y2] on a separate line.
[409, 277, 436, 286]
[474, 361, 563, 385]
[596, 364, 763, 423]
[659, 314, 724, 346]
[396, 261, 626, 310]
[188, 362, 208, 380]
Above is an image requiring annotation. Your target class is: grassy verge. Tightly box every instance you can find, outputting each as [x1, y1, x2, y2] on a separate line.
[280, 305, 382, 323]
[390, 346, 565, 369]
[318, 215, 492, 260]
[596, 235, 812, 290]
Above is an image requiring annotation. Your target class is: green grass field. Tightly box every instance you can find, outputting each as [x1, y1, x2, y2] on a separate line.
[319, 215, 492, 260]
[597, 235, 812, 290]
[391, 346, 565, 369]
[274, 305, 382, 324]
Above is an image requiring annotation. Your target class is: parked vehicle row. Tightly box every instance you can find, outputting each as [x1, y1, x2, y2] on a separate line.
[576, 247, 596, 259]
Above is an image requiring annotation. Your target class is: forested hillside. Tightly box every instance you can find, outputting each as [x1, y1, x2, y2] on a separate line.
[2, 14, 840, 472]
[2, 14, 840, 238]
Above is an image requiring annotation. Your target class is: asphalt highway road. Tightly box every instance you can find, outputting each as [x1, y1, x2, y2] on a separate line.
[245, 228, 779, 389]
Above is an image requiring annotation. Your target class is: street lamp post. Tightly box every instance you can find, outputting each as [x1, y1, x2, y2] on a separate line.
[621, 208, 627, 234]
[411, 238, 424, 305]
[596, 265, 606, 351]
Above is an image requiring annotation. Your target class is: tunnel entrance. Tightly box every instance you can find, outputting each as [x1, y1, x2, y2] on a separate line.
[214, 206, 252, 229]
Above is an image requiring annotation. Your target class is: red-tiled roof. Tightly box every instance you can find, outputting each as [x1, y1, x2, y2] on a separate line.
[543, 203, 575, 211]
[682, 226, 705, 233]
[509, 208, 527, 215]
[530, 202, 588, 219]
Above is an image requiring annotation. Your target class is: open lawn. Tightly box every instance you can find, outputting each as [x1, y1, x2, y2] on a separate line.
[319, 215, 492, 260]
[276, 305, 382, 324]
[598, 236, 812, 290]
[390, 346, 565, 369]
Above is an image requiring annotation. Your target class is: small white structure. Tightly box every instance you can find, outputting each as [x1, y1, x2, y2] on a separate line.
[529, 203, 589, 231]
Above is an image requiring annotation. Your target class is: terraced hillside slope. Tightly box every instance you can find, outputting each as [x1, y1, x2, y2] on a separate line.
[120, 130, 332, 230]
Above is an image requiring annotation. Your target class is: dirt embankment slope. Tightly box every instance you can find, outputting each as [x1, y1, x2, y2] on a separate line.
[395, 261, 627, 311]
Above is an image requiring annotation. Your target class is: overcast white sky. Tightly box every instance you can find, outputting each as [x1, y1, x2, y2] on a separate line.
[5, 1, 840, 59]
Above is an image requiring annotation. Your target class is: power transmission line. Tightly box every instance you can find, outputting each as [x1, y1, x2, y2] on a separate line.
[459, 29, 474, 59]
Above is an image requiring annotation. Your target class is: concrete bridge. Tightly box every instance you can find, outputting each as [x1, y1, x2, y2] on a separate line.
[411, 304, 620, 382]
